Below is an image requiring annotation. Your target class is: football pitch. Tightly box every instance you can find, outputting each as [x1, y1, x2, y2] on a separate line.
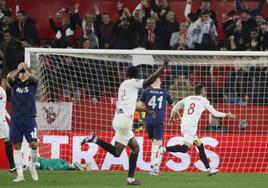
[0, 170, 267, 188]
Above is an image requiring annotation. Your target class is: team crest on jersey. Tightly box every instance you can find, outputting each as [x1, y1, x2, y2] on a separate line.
[41, 106, 60, 124]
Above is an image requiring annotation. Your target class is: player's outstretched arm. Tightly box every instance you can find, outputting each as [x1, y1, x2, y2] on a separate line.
[7, 63, 24, 83]
[205, 102, 236, 119]
[169, 100, 184, 123]
[142, 57, 169, 88]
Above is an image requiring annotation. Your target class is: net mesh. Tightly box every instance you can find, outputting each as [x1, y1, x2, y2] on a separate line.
[29, 50, 268, 173]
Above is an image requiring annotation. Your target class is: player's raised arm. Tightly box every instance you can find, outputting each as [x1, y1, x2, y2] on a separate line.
[22, 63, 38, 83]
[7, 63, 24, 83]
[204, 101, 236, 119]
[142, 58, 169, 88]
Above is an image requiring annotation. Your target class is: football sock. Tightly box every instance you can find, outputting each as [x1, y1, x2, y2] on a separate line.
[166, 144, 189, 153]
[4, 141, 15, 169]
[151, 142, 159, 167]
[14, 150, 23, 177]
[31, 148, 38, 167]
[197, 144, 210, 169]
[128, 153, 138, 178]
[96, 139, 118, 157]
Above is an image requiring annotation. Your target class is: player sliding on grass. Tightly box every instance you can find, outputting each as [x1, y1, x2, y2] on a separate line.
[137, 78, 175, 176]
[163, 84, 236, 176]
[7, 63, 39, 182]
[82, 59, 169, 185]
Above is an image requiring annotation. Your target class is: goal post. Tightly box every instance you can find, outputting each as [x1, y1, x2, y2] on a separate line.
[25, 48, 268, 173]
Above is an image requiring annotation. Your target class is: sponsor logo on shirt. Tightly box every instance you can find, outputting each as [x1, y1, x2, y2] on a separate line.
[16, 87, 29, 93]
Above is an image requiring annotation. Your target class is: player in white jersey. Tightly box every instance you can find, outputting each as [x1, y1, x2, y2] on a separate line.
[0, 78, 16, 172]
[82, 59, 169, 186]
[163, 84, 236, 176]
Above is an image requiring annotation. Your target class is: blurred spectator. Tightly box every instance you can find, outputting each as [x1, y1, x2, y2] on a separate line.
[94, 5, 115, 49]
[250, 65, 268, 105]
[206, 114, 227, 133]
[151, 0, 169, 19]
[0, 0, 12, 16]
[81, 39, 96, 49]
[140, 17, 161, 49]
[78, 13, 98, 48]
[240, 11, 257, 41]
[49, 3, 79, 48]
[192, 10, 218, 50]
[260, 21, 268, 50]
[113, 7, 137, 49]
[0, 47, 3, 76]
[60, 56, 81, 102]
[169, 74, 194, 101]
[247, 29, 261, 51]
[0, 30, 24, 77]
[184, 1, 198, 50]
[14, 10, 40, 46]
[0, 11, 16, 38]
[170, 22, 188, 50]
[133, 0, 151, 47]
[224, 66, 251, 105]
[196, 0, 217, 28]
[223, 19, 247, 51]
[255, 15, 265, 32]
[235, 0, 266, 17]
[158, 10, 179, 50]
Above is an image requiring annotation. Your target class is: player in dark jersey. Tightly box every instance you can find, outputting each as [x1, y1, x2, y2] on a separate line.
[7, 62, 39, 182]
[137, 78, 176, 175]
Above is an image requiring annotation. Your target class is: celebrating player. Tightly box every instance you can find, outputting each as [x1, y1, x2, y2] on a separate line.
[164, 84, 236, 176]
[82, 59, 169, 185]
[7, 62, 39, 182]
[0, 78, 16, 173]
[137, 78, 175, 175]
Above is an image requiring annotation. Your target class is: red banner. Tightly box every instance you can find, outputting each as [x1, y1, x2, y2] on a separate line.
[1, 131, 267, 172]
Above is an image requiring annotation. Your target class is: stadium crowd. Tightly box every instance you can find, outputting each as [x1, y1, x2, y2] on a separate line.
[0, 0, 268, 105]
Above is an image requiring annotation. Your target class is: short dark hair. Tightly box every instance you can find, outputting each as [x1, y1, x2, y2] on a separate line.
[201, 10, 210, 16]
[17, 10, 27, 16]
[194, 84, 204, 95]
[3, 29, 11, 35]
[127, 66, 139, 79]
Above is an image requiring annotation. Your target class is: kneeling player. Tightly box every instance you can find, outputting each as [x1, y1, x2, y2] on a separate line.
[165, 84, 236, 176]
[0, 79, 15, 172]
[7, 63, 39, 182]
[137, 78, 175, 175]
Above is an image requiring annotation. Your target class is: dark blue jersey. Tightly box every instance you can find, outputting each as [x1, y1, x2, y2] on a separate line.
[139, 88, 173, 124]
[11, 77, 38, 117]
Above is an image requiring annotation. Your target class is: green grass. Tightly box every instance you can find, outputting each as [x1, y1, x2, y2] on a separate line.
[0, 170, 267, 188]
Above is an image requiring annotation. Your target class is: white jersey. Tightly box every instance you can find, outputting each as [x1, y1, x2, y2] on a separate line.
[172, 95, 226, 128]
[0, 86, 10, 121]
[116, 79, 144, 118]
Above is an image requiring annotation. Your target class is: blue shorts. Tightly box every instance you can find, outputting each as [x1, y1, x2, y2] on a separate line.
[9, 116, 38, 144]
[145, 122, 164, 140]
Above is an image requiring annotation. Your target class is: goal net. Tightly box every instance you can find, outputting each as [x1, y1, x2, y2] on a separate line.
[25, 48, 268, 173]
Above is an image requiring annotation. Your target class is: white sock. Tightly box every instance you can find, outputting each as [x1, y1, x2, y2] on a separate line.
[151, 142, 160, 167]
[14, 150, 23, 177]
[127, 177, 135, 182]
[31, 149, 38, 168]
